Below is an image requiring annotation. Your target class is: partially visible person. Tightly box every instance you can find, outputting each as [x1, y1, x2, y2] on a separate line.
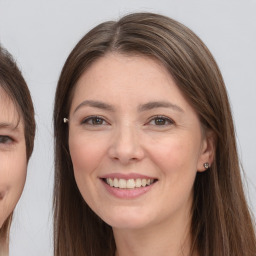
[0, 45, 35, 255]
[53, 12, 256, 256]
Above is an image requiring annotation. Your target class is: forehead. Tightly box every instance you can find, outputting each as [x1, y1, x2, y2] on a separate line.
[0, 86, 23, 128]
[78, 53, 170, 84]
[75, 54, 171, 96]
[71, 53, 192, 112]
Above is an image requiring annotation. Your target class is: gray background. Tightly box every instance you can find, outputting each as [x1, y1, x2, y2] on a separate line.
[0, 0, 255, 255]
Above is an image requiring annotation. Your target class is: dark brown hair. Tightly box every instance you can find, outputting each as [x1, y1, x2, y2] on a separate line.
[0, 45, 35, 251]
[53, 12, 256, 256]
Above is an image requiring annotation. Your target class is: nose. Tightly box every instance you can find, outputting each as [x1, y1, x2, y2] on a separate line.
[108, 124, 145, 165]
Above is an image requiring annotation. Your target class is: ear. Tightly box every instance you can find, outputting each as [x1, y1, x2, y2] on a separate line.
[197, 130, 216, 172]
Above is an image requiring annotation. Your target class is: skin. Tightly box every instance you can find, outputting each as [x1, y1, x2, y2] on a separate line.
[68, 53, 214, 256]
[0, 87, 27, 228]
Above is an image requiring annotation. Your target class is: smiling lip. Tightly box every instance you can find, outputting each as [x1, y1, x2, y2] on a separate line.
[101, 173, 157, 180]
[100, 173, 158, 199]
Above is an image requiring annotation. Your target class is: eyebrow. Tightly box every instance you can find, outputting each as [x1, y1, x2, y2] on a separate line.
[74, 100, 115, 113]
[138, 101, 184, 113]
[0, 122, 19, 130]
[73, 100, 184, 114]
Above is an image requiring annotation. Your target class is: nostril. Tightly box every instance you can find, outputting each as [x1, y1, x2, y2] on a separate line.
[107, 131, 145, 163]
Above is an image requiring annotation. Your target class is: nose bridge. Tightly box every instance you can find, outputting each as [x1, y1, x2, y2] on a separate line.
[108, 121, 144, 164]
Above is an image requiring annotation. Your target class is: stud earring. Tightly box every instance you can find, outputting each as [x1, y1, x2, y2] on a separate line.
[203, 162, 210, 169]
[63, 118, 69, 123]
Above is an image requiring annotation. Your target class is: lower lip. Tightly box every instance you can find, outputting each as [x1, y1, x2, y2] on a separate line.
[101, 180, 155, 199]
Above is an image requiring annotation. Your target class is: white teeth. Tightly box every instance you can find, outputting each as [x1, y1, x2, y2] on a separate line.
[105, 178, 155, 189]
[135, 178, 142, 188]
[113, 178, 119, 188]
[109, 178, 114, 187]
[119, 179, 126, 189]
[127, 179, 135, 189]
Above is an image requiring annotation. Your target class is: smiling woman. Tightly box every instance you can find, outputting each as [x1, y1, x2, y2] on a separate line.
[53, 13, 256, 256]
[0, 45, 35, 255]
[68, 54, 211, 234]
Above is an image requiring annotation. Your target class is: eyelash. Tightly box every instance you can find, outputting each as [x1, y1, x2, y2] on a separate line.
[81, 116, 109, 126]
[146, 115, 174, 126]
[81, 115, 174, 127]
[0, 135, 14, 144]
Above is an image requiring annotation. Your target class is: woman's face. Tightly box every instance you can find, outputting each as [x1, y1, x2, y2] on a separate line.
[68, 54, 213, 230]
[0, 88, 27, 228]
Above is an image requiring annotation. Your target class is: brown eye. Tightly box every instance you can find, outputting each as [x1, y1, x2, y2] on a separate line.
[154, 117, 167, 125]
[91, 117, 104, 125]
[148, 116, 174, 126]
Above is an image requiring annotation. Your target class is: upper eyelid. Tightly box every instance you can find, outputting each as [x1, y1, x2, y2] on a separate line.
[147, 115, 174, 123]
[81, 115, 109, 124]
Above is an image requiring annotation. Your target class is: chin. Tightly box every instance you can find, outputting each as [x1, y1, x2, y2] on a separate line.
[109, 219, 150, 230]
[100, 208, 153, 230]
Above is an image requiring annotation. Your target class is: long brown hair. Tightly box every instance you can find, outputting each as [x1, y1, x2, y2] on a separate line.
[0, 45, 35, 252]
[53, 12, 256, 256]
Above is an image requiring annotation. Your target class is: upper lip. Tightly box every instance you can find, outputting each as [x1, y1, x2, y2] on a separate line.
[100, 173, 158, 180]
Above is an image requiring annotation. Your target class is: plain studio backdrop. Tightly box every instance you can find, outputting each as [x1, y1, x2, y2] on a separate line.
[0, 0, 255, 255]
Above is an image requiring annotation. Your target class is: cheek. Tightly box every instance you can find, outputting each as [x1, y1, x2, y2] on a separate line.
[150, 137, 199, 169]
[69, 134, 108, 210]
[0, 148, 27, 226]
[147, 133, 202, 190]
[69, 134, 106, 177]
[145, 136, 201, 218]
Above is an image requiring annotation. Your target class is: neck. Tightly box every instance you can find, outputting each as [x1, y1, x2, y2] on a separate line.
[113, 211, 197, 256]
